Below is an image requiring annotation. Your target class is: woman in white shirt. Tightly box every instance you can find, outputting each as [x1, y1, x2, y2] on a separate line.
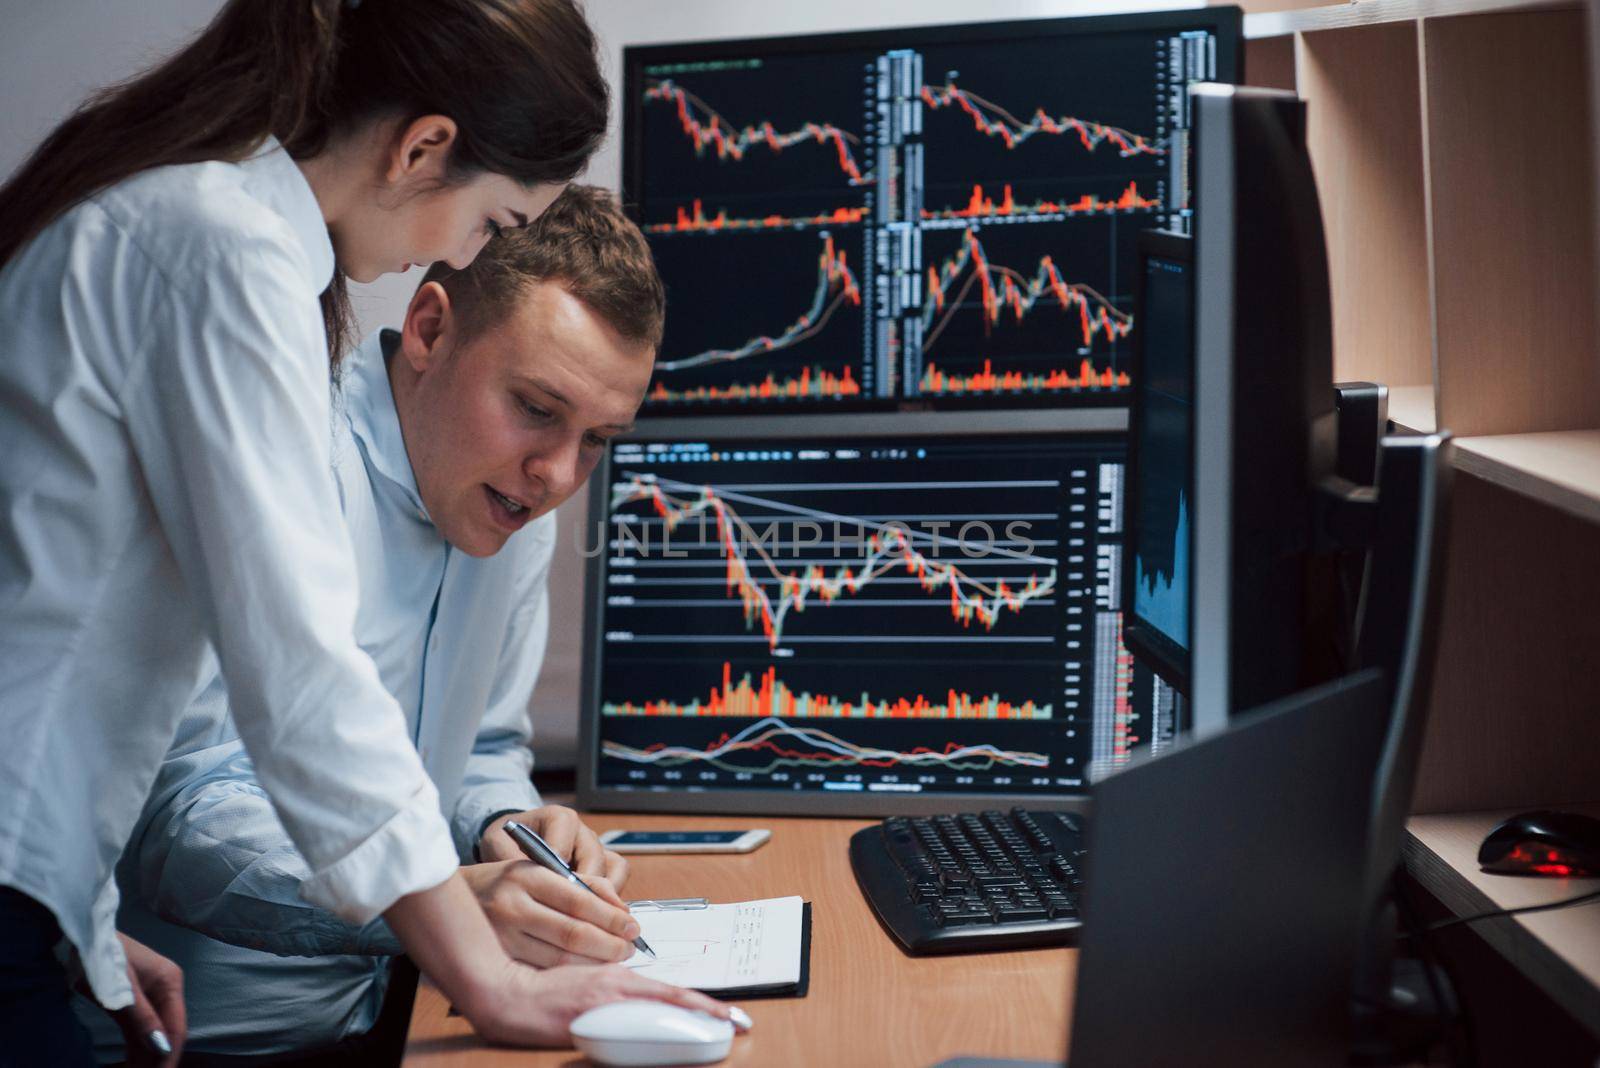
[0, 1, 728, 1063]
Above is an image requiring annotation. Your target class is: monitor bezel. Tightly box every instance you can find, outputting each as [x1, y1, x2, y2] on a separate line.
[576, 409, 1125, 817]
[619, 7, 1243, 419]
[1122, 229, 1194, 694]
[1189, 85, 1341, 731]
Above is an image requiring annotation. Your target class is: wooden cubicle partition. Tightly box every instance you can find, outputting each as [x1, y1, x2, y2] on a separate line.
[1233, 0, 1600, 817]
[1231, 0, 1600, 1036]
[1422, 8, 1599, 438]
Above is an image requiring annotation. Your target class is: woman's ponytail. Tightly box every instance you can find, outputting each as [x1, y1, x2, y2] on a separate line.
[0, 1, 349, 270]
[0, 0, 607, 361]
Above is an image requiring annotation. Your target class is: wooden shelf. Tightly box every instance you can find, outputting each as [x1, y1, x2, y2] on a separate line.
[1243, 0, 1581, 39]
[1384, 399, 1600, 524]
[1453, 431, 1600, 526]
[1377, 396, 1600, 527]
[1386, 384, 1437, 433]
[1404, 804, 1600, 1037]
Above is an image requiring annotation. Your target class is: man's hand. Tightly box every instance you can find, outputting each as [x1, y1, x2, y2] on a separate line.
[460, 860, 640, 968]
[479, 805, 628, 889]
[111, 933, 185, 1067]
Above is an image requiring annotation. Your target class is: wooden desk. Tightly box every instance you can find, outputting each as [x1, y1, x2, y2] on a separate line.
[404, 811, 1073, 1066]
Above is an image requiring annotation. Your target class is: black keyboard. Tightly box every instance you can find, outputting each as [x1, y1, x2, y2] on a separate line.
[849, 807, 1088, 954]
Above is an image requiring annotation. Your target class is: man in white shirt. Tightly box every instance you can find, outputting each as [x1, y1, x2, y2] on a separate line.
[85, 185, 663, 1059]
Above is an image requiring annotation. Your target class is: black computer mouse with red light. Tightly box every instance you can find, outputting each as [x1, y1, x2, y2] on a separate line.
[1478, 810, 1600, 877]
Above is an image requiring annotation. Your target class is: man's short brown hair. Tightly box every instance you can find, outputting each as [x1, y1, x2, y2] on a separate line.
[422, 184, 665, 351]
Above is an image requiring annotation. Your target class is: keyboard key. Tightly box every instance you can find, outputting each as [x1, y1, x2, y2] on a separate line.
[975, 874, 1027, 888]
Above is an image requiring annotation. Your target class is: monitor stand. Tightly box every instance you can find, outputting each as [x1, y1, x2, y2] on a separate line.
[1317, 426, 1459, 1065]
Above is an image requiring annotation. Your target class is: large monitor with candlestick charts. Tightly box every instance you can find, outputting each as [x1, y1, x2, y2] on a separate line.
[621, 9, 1240, 416]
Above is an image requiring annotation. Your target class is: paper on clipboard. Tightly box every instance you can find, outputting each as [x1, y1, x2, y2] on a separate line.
[623, 895, 804, 993]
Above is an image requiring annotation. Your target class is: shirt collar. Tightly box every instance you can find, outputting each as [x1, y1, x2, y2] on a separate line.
[236, 136, 337, 292]
[342, 330, 430, 520]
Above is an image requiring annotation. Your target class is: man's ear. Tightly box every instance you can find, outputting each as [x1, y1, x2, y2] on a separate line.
[385, 115, 459, 186]
[399, 282, 453, 374]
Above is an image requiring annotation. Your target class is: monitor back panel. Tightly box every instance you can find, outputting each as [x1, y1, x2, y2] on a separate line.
[1068, 669, 1389, 1067]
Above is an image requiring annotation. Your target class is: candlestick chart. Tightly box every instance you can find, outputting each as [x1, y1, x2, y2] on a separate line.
[635, 50, 877, 240]
[645, 78, 870, 184]
[919, 79, 1164, 159]
[627, 23, 1214, 412]
[606, 469, 1058, 652]
[645, 230, 872, 406]
[912, 222, 1134, 399]
[593, 433, 1172, 795]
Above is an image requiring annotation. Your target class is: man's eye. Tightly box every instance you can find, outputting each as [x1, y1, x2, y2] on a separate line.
[584, 433, 607, 449]
[519, 398, 549, 420]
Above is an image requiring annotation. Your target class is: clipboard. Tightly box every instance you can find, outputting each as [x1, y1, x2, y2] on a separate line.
[625, 896, 811, 1001]
[445, 898, 811, 1024]
[710, 901, 810, 1001]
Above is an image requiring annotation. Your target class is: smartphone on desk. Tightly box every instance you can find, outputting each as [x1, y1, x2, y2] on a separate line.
[599, 829, 771, 854]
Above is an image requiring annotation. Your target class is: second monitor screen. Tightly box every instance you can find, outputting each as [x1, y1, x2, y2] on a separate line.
[591, 432, 1178, 799]
[1129, 252, 1193, 663]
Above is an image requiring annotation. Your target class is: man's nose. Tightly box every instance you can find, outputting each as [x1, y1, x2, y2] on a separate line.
[526, 437, 581, 503]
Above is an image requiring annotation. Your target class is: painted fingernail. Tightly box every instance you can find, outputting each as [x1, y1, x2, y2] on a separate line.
[146, 1030, 172, 1055]
[729, 1005, 753, 1031]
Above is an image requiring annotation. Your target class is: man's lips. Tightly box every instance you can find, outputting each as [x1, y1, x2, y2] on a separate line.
[485, 484, 536, 532]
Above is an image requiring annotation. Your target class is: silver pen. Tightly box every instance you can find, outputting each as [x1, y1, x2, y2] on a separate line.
[503, 821, 657, 958]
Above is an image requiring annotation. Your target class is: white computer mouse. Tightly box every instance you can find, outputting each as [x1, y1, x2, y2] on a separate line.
[570, 999, 736, 1067]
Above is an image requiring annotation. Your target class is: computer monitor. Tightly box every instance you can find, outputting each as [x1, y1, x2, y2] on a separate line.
[1188, 85, 1342, 731]
[1116, 83, 1461, 1057]
[622, 9, 1240, 415]
[576, 412, 1183, 816]
[1122, 230, 1193, 692]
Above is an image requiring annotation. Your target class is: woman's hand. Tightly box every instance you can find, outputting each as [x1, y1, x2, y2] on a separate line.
[385, 871, 736, 1049]
[465, 958, 735, 1048]
[111, 933, 185, 1067]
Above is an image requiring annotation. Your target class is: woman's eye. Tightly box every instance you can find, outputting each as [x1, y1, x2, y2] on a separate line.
[486, 219, 504, 239]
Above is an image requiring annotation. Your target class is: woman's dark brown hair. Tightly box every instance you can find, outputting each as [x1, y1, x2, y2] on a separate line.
[0, 0, 608, 361]
[422, 184, 667, 353]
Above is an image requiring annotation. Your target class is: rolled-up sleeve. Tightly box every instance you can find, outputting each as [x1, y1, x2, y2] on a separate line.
[118, 233, 457, 924]
[134, 743, 404, 957]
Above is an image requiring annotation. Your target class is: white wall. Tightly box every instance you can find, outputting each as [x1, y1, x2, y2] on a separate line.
[2, 0, 1196, 771]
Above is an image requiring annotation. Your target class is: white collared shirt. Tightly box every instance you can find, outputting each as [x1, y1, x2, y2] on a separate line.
[0, 142, 459, 1009]
[85, 332, 553, 1055]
